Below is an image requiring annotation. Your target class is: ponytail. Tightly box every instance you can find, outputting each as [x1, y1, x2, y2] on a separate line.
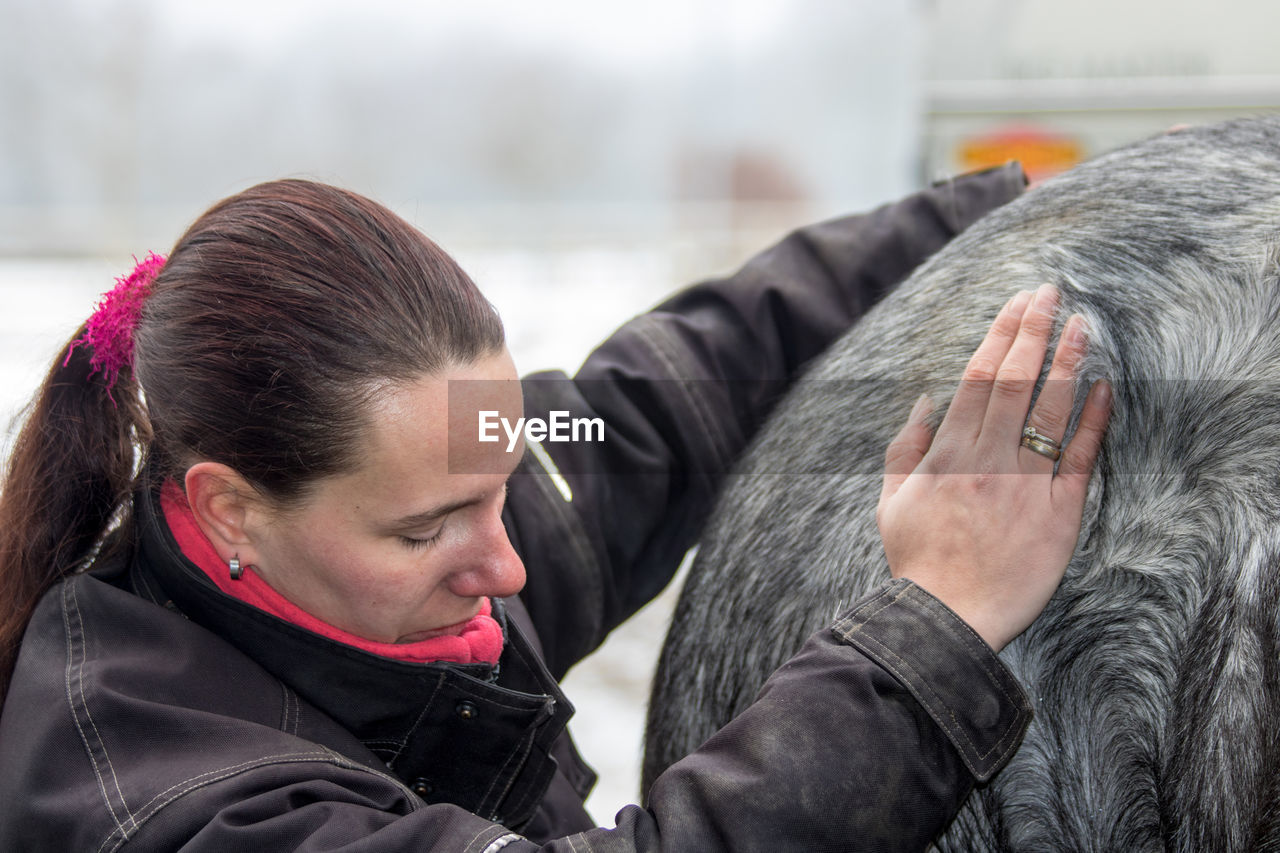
[0, 327, 148, 707]
[0, 181, 506, 706]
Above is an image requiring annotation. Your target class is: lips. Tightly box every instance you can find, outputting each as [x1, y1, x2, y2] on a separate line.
[396, 618, 474, 644]
[395, 604, 484, 644]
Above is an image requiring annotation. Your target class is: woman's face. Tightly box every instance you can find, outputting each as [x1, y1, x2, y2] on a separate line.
[244, 349, 528, 644]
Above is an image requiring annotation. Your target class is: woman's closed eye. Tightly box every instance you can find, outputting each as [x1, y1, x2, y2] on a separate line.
[398, 527, 444, 550]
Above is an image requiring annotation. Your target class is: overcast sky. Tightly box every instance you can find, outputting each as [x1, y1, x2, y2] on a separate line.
[1, 0, 920, 253]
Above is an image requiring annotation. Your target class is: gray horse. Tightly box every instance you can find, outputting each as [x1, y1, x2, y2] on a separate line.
[644, 116, 1280, 851]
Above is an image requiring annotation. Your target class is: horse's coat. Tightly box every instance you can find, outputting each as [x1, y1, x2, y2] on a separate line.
[644, 117, 1280, 851]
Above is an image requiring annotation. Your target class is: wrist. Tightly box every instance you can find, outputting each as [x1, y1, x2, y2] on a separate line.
[892, 571, 1011, 651]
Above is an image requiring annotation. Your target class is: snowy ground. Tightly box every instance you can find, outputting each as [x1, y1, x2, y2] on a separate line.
[0, 249, 693, 824]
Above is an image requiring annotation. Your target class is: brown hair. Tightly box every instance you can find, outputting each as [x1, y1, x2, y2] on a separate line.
[0, 179, 504, 704]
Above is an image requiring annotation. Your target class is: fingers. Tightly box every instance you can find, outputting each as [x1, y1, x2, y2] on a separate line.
[1016, 314, 1090, 471]
[979, 284, 1060, 452]
[1055, 379, 1112, 490]
[880, 395, 934, 504]
[938, 289, 1034, 439]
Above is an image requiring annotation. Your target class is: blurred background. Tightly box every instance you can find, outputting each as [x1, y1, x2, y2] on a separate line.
[5, 0, 1280, 825]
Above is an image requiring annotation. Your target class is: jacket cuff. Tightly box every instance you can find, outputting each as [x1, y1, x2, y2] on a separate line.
[934, 161, 1028, 216]
[830, 578, 1032, 782]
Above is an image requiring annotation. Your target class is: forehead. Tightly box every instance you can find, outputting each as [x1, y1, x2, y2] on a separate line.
[344, 352, 524, 505]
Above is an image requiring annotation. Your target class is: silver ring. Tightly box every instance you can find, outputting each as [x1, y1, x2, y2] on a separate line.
[1020, 425, 1062, 462]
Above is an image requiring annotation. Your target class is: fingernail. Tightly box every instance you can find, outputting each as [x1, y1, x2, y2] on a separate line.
[909, 394, 931, 421]
[1092, 380, 1112, 408]
[1066, 316, 1088, 347]
[1033, 284, 1057, 310]
[1009, 290, 1033, 313]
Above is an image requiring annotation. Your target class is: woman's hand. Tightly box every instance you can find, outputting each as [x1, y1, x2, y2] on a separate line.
[876, 284, 1112, 651]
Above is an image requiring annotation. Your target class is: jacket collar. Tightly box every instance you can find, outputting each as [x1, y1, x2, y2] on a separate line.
[128, 481, 577, 829]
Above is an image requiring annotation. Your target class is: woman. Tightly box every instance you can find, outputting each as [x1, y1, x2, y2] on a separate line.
[0, 171, 1109, 851]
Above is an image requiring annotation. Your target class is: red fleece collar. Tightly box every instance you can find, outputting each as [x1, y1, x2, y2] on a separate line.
[159, 481, 504, 665]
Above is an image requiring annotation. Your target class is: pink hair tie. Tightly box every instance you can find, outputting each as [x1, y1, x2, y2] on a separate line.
[66, 251, 167, 395]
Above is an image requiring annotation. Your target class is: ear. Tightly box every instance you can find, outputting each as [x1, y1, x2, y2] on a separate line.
[184, 462, 268, 568]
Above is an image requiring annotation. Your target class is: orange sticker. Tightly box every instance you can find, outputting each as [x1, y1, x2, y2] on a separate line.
[958, 125, 1084, 183]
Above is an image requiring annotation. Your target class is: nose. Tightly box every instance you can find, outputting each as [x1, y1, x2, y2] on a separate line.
[448, 514, 527, 600]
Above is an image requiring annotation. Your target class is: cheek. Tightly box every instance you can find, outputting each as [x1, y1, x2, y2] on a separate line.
[315, 533, 450, 612]
[281, 525, 398, 603]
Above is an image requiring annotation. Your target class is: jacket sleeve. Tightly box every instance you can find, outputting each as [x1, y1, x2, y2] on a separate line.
[127, 580, 1029, 852]
[505, 164, 1026, 678]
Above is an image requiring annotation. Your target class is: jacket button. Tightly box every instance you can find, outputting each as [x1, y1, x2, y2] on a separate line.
[411, 779, 433, 798]
[456, 700, 479, 720]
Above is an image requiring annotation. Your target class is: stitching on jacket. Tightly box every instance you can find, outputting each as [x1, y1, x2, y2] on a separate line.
[278, 683, 301, 736]
[289, 686, 300, 735]
[70, 581, 138, 829]
[95, 825, 128, 853]
[904, 586, 1021, 708]
[851, 627, 1020, 774]
[525, 454, 603, 650]
[382, 675, 445, 764]
[834, 582, 899, 632]
[649, 319, 733, 465]
[839, 583, 1019, 708]
[122, 750, 335, 819]
[834, 582, 1023, 772]
[314, 745, 425, 806]
[852, 631, 977, 751]
[62, 580, 135, 838]
[468, 625, 562, 816]
[633, 317, 736, 478]
[503, 625, 540, 680]
[474, 695, 550, 713]
[475, 727, 536, 819]
[94, 749, 409, 853]
[361, 738, 406, 749]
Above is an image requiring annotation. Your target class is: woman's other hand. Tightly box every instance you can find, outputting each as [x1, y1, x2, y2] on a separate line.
[876, 284, 1112, 651]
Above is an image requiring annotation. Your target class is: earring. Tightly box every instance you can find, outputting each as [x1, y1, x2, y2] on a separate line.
[229, 555, 244, 581]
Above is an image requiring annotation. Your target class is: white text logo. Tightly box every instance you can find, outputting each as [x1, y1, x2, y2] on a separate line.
[478, 410, 605, 452]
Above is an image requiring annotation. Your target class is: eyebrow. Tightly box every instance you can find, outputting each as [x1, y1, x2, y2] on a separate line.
[385, 482, 510, 531]
[386, 497, 484, 531]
